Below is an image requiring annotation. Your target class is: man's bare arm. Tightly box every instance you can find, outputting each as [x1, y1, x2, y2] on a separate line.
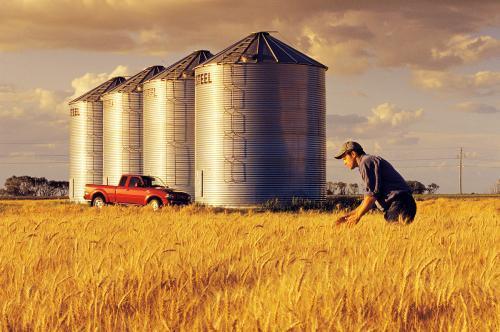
[345, 195, 376, 225]
[356, 195, 377, 218]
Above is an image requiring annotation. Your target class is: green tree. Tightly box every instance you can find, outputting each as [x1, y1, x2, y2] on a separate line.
[326, 181, 335, 195]
[406, 180, 426, 194]
[336, 182, 347, 195]
[426, 183, 440, 194]
[4, 176, 36, 196]
[348, 183, 359, 195]
[2, 176, 68, 197]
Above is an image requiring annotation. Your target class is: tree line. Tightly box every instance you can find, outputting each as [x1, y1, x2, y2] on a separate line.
[0, 176, 68, 197]
[326, 182, 360, 195]
[327, 180, 439, 195]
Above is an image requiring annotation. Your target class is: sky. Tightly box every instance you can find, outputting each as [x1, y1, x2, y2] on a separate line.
[0, 0, 499, 194]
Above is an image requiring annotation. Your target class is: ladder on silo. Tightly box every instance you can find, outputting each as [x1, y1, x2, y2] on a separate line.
[85, 102, 100, 183]
[221, 34, 255, 64]
[122, 93, 142, 174]
[166, 80, 189, 186]
[222, 65, 247, 183]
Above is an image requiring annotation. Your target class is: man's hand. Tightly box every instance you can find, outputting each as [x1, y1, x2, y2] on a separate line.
[336, 213, 361, 226]
[335, 214, 349, 225]
[336, 195, 376, 227]
[346, 213, 361, 226]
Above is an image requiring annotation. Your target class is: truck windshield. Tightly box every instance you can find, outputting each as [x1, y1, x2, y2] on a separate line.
[142, 176, 167, 188]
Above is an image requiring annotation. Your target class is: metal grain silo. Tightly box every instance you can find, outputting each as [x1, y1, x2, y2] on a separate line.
[195, 32, 327, 207]
[102, 66, 165, 185]
[143, 51, 213, 198]
[69, 76, 126, 202]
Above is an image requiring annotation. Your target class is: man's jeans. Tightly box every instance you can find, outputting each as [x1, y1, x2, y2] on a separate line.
[384, 192, 417, 223]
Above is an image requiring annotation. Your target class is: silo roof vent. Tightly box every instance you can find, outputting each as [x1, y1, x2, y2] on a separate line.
[150, 50, 213, 81]
[198, 31, 327, 69]
[107, 65, 165, 93]
[69, 76, 126, 103]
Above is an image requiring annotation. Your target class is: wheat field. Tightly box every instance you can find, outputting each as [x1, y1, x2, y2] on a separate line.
[0, 198, 498, 331]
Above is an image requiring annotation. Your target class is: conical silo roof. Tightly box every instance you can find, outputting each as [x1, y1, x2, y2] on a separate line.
[198, 31, 327, 69]
[69, 76, 126, 104]
[149, 50, 213, 81]
[107, 65, 165, 93]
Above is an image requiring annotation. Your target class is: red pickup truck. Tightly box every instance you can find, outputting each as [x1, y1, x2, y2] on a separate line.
[83, 174, 191, 209]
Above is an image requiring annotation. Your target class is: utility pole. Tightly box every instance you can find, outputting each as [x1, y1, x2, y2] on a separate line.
[459, 147, 463, 194]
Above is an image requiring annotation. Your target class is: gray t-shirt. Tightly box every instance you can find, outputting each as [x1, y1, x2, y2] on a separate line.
[358, 154, 411, 210]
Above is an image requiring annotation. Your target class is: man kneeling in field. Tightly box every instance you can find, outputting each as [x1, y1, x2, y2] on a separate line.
[334, 141, 416, 225]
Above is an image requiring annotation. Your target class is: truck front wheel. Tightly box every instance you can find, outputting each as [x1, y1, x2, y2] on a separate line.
[148, 198, 161, 211]
[92, 195, 106, 208]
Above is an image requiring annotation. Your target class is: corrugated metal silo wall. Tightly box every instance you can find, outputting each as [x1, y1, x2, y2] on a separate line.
[195, 63, 326, 207]
[166, 79, 195, 197]
[69, 101, 103, 202]
[143, 79, 195, 198]
[103, 92, 143, 186]
[143, 80, 167, 181]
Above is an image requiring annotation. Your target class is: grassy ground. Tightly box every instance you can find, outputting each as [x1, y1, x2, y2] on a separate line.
[0, 199, 498, 330]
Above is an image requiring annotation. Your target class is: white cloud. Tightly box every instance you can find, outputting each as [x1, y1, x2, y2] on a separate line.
[412, 70, 500, 96]
[367, 103, 423, 127]
[325, 103, 424, 169]
[0, 86, 64, 119]
[297, 10, 500, 74]
[455, 102, 500, 114]
[0, 65, 130, 147]
[0, 106, 24, 119]
[431, 34, 500, 66]
[301, 21, 373, 75]
[326, 103, 424, 144]
[35, 88, 60, 111]
[69, 65, 130, 101]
